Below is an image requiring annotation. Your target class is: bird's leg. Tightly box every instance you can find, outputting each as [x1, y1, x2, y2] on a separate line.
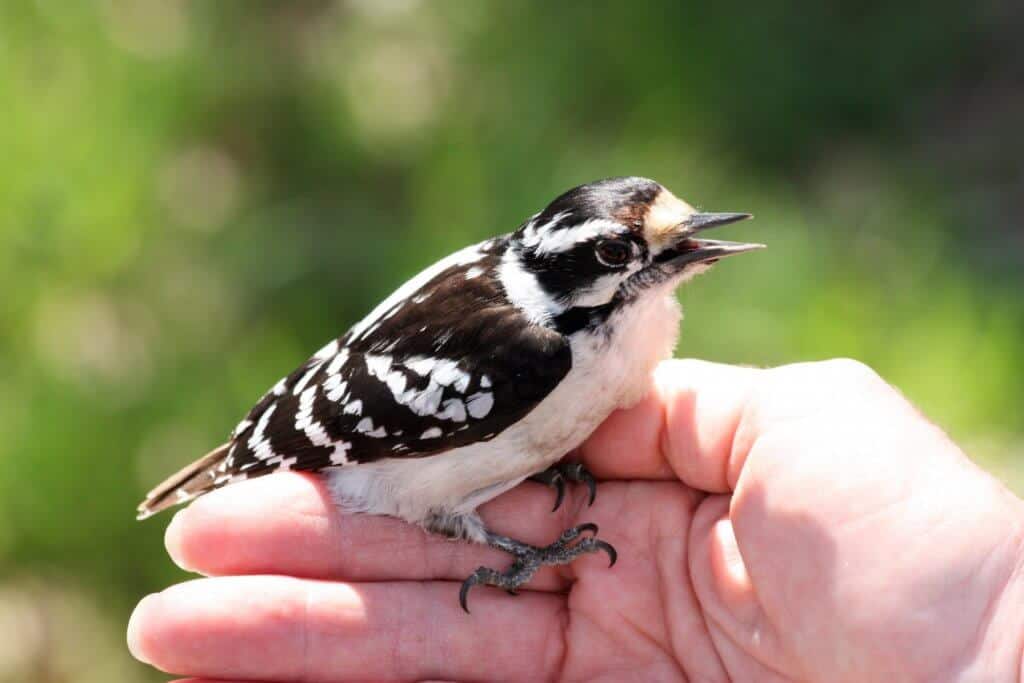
[459, 523, 616, 613]
[529, 460, 597, 511]
[423, 506, 616, 613]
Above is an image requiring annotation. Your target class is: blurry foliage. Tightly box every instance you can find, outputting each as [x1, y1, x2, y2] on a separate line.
[0, 1, 1021, 681]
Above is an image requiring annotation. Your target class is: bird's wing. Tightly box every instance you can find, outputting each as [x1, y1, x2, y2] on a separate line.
[216, 236, 572, 484]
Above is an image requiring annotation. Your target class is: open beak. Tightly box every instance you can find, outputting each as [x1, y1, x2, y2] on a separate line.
[666, 212, 763, 266]
[681, 212, 753, 233]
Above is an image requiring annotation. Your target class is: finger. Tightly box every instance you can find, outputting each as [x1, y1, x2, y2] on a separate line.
[129, 575, 565, 682]
[173, 675, 507, 679]
[174, 679, 486, 683]
[687, 494, 791, 681]
[688, 495, 762, 632]
[165, 471, 646, 587]
[581, 359, 761, 492]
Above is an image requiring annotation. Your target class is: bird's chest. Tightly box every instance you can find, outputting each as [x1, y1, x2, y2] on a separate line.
[522, 292, 682, 456]
[325, 293, 683, 520]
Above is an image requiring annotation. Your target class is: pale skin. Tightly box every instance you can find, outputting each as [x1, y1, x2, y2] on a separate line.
[128, 359, 1024, 682]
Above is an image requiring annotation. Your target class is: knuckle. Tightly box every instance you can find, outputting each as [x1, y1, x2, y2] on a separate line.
[818, 358, 885, 391]
[754, 358, 896, 425]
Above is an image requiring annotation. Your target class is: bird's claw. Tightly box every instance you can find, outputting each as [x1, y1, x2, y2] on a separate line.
[460, 564, 530, 613]
[460, 523, 617, 613]
[552, 477, 566, 511]
[530, 461, 597, 511]
[563, 522, 598, 540]
[528, 468, 566, 511]
[595, 539, 617, 567]
[569, 464, 597, 507]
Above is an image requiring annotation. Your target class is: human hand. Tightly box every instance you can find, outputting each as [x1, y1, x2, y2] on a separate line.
[128, 359, 1024, 682]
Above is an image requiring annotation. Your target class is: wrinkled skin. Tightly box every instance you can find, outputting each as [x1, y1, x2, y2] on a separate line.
[128, 359, 1024, 682]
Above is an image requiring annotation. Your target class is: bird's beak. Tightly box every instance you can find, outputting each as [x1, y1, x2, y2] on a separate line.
[681, 212, 753, 233]
[668, 212, 763, 265]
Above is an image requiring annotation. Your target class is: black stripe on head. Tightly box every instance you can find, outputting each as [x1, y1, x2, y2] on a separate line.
[532, 177, 661, 231]
[521, 240, 612, 304]
[519, 233, 647, 305]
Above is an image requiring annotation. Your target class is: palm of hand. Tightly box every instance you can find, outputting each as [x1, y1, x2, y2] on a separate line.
[128, 360, 1024, 682]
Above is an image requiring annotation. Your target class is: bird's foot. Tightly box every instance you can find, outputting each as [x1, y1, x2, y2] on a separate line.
[529, 461, 597, 511]
[459, 523, 616, 612]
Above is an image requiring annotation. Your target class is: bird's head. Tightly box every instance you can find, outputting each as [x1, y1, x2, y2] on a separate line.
[507, 177, 761, 314]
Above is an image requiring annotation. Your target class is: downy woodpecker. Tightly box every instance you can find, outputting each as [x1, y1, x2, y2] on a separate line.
[138, 176, 761, 610]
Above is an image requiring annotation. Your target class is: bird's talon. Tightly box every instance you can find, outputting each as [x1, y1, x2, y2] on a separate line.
[596, 540, 618, 567]
[583, 473, 597, 506]
[530, 469, 567, 511]
[460, 574, 480, 613]
[551, 478, 566, 512]
[531, 462, 599, 511]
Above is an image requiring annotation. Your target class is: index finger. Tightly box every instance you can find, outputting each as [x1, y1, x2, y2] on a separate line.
[129, 575, 566, 682]
[580, 359, 760, 493]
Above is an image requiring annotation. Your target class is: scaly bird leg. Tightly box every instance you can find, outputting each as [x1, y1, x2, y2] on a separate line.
[459, 523, 616, 613]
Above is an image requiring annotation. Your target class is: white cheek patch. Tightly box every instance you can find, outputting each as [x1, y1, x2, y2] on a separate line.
[498, 250, 564, 325]
[571, 272, 630, 307]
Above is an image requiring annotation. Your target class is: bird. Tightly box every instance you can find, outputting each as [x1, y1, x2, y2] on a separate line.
[137, 176, 761, 610]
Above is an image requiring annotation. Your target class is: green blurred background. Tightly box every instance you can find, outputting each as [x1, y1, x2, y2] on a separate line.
[2, 1, 1022, 680]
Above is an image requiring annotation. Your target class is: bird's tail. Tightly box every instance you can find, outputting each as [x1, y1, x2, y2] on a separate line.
[136, 443, 231, 520]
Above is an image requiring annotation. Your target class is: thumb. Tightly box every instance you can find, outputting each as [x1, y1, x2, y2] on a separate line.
[581, 359, 761, 492]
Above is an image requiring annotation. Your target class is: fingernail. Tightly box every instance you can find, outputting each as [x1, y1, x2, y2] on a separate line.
[127, 593, 157, 664]
[164, 510, 194, 572]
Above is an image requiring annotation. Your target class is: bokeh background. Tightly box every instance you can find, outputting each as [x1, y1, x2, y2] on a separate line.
[2, 1, 1023, 680]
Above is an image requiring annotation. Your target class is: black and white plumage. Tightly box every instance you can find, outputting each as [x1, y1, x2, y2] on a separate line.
[138, 176, 760, 608]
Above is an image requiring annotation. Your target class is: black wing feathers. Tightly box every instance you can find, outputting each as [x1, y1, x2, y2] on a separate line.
[218, 237, 571, 482]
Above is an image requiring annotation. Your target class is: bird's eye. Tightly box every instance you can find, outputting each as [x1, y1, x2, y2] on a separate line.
[595, 239, 631, 267]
